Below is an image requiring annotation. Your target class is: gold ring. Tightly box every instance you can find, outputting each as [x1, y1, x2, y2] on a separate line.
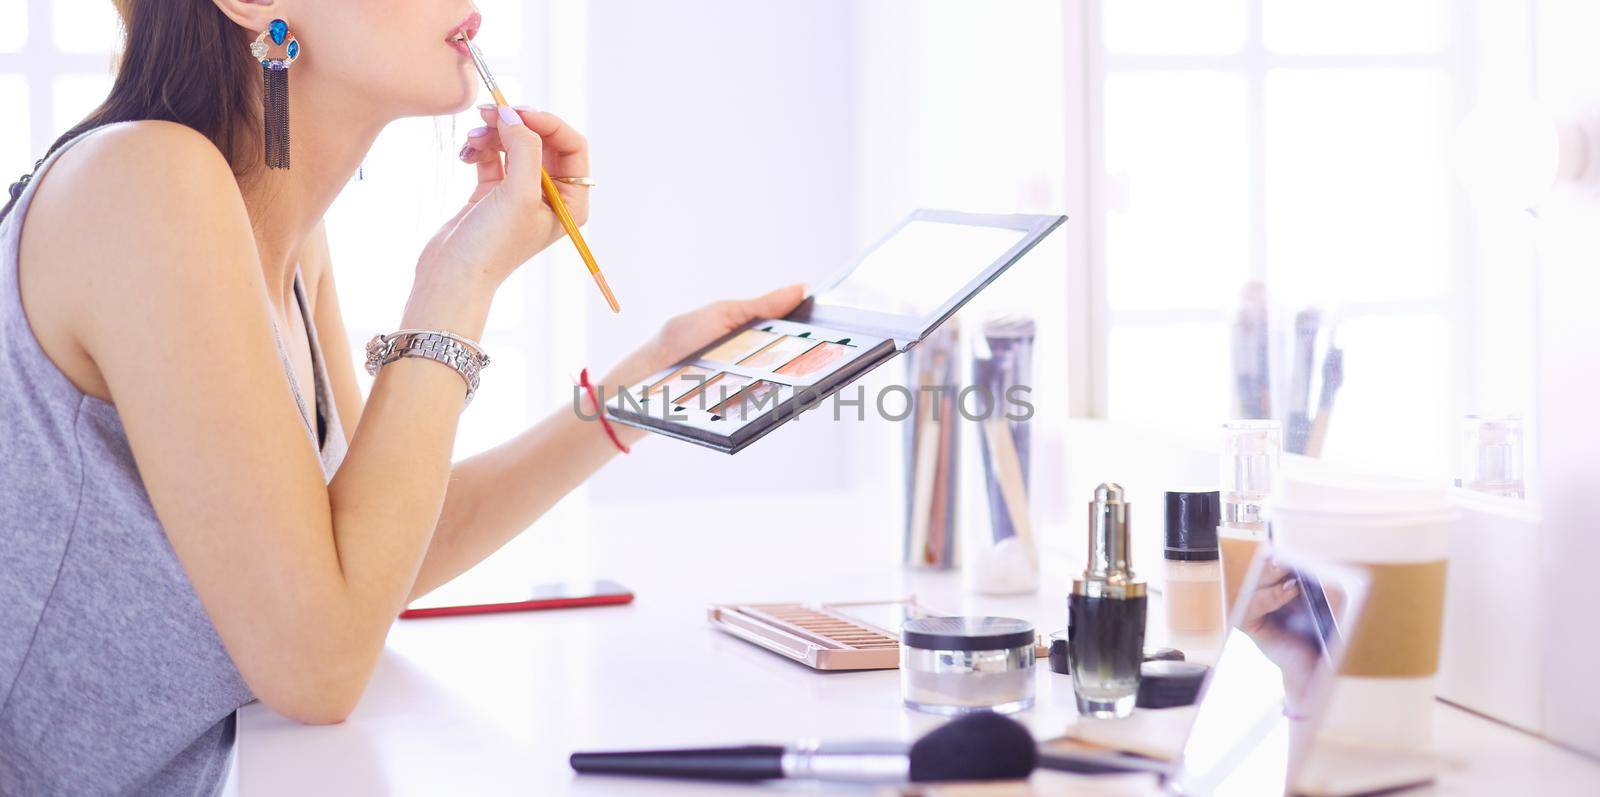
[552, 176, 596, 187]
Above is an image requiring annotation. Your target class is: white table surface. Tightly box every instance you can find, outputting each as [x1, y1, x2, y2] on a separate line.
[235, 492, 1600, 795]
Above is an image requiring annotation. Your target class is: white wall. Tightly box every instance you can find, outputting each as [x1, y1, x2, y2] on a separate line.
[577, 2, 1074, 537]
[580, 0, 865, 501]
[853, 0, 1075, 545]
[1531, 0, 1600, 758]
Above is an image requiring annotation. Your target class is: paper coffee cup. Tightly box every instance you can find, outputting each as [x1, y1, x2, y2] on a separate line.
[1267, 472, 1455, 750]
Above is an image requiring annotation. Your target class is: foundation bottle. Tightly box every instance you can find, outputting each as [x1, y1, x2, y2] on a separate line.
[1218, 420, 1281, 614]
[1162, 491, 1223, 636]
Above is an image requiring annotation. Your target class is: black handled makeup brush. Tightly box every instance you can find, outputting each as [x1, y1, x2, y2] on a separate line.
[569, 711, 1037, 784]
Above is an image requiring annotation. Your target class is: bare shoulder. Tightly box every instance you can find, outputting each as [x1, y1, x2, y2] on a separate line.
[25, 120, 245, 250]
[19, 120, 263, 398]
[21, 119, 257, 289]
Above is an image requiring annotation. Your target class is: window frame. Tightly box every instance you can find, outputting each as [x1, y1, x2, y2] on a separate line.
[4, 1, 118, 166]
[1068, 0, 1510, 483]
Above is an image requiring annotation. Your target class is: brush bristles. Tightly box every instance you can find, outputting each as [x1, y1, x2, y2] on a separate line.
[908, 713, 1037, 782]
[457, 35, 502, 101]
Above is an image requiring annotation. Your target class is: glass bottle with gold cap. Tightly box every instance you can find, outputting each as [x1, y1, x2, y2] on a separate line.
[1067, 483, 1147, 718]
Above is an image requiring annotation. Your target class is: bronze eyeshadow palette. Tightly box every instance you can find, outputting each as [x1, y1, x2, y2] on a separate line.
[606, 209, 1066, 453]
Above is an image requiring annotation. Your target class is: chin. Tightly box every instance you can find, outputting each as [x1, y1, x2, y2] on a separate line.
[443, 67, 485, 114]
[410, 71, 483, 117]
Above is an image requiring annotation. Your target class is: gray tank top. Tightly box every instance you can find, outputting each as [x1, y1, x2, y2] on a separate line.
[0, 125, 348, 794]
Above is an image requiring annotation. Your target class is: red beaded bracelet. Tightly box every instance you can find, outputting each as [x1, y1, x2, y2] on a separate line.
[578, 368, 630, 455]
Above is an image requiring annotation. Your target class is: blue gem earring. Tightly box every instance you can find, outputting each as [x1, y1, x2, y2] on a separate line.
[250, 19, 301, 169]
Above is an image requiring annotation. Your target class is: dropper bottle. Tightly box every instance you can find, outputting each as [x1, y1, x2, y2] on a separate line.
[1067, 483, 1147, 718]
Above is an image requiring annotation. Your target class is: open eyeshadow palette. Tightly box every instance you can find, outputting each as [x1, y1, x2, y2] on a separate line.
[606, 209, 1067, 453]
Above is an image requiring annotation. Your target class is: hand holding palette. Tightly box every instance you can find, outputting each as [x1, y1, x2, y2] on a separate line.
[605, 210, 1066, 453]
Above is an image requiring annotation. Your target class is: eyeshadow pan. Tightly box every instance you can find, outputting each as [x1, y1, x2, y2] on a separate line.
[702, 328, 781, 363]
[674, 372, 753, 412]
[738, 335, 818, 370]
[647, 365, 715, 403]
[775, 341, 853, 378]
[708, 380, 783, 418]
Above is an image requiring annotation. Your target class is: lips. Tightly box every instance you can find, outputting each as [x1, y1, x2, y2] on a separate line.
[447, 11, 481, 54]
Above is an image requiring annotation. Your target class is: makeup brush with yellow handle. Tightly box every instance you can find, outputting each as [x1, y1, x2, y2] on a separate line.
[454, 32, 620, 314]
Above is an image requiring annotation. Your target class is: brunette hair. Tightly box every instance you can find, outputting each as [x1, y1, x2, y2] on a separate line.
[2, 0, 260, 222]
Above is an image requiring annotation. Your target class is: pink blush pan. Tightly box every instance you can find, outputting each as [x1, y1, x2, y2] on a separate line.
[775, 342, 851, 378]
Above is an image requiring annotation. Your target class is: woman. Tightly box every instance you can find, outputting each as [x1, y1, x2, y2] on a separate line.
[0, 1, 801, 792]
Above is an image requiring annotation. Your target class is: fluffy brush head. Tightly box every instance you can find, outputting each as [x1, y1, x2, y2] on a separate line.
[908, 712, 1037, 782]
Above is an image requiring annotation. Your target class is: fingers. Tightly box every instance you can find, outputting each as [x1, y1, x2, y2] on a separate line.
[459, 124, 495, 156]
[1258, 561, 1292, 589]
[478, 104, 589, 179]
[518, 108, 589, 178]
[490, 105, 544, 199]
[1244, 577, 1300, 624]
[749, 284, 808, 319]
[458, 126, 504, 189]
[716, 284, 808, 327]
[479, 105, 586, 156]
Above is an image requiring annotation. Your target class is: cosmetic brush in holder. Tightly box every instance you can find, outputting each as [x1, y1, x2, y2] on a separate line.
[963, 315, 1038, 594]
[903, 322, 961, 569]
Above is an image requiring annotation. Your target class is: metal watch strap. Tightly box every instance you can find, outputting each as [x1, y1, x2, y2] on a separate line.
[364, 331, 490, 406]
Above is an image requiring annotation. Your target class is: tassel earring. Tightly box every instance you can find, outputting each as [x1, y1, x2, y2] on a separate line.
[250, 19, 301, 169]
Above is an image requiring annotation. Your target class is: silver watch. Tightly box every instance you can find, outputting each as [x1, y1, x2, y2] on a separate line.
[364, 330, 490, 406]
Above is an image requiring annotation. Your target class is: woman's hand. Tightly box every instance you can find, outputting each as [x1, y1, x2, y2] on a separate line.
[1238, 560, 1300, 638]
[417, 105, 590, 291]
[1235, 559, 1322, 704]
[603, 283, 810, 391]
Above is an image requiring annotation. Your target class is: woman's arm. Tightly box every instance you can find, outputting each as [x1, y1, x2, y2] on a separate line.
[408, 358, 649, 600]
[301, 105, 807, 598]
[31, 115, 553, 724]
[407, 286, 806, 598]
[311, 246, 803, 599]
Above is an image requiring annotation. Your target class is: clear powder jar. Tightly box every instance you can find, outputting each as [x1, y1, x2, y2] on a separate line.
[900, 617, 1036, 715]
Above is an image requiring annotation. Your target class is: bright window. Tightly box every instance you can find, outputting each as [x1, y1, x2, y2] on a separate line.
[52, 0, 120, 54]
[0, 3, 26, 54]
[0, 77, 27, 173]
[1094, 0, 1528, 480]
